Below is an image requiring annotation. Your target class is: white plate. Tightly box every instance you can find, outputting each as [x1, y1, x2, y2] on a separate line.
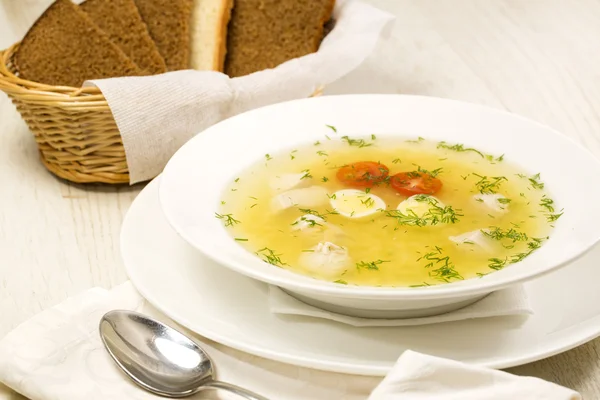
[123, 177, 600, 376]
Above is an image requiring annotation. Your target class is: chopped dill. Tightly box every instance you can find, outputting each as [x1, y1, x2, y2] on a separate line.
[314, 140, 321, 146]
[392, 158, 402, 164]
[321, 176, 329, 182]
[410, 282, 432, 288]
[317, 150, 328, 157]
[215, 213, 240, 227]
[256, 247, 287, 267]
[301, 169, 312, 179]
[234, 177, 240, 183]
[341, 135, 373, 148]
[547, 211, 564, 222]
[334, 279, 348, 285]
[371, 134, 377, 140]
[360, 196, 376, 207]
[540, 196, 555, 212]
[356, 259, 390, 271]
[290, 150, 298, 160]
[472, 173, 507, 194]
[406, 136, 425, 144]
[298, 208, 338, 220]
[416, 165, 443, 178]
[385, 199, 462, 226]
[265, 154, 272, 161]
[529, 173, 545, 190]
[482, 227, 529, 242]
[325, 124, 337, 133]
[234, 238, 248, 242]
[418, 247, 463, 283]
[437, 141, 503, 162]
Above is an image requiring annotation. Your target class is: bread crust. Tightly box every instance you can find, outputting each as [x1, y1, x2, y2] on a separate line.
[15, 0, 142, 87]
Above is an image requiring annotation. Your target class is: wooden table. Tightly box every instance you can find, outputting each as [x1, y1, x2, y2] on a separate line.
[1, 0, 600, 397]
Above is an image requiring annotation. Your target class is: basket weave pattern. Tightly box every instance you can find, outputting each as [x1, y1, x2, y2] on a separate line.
[0, 43, 129, 184]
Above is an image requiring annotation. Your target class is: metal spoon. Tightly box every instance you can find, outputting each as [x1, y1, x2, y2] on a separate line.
[99, 310, 269, 399]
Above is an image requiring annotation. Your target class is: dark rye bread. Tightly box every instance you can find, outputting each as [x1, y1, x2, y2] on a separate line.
[81, 0, 167, 75]
[15, 0, 142, 87]
[134, 0, 193, 71]
[224, 0, 335, 77]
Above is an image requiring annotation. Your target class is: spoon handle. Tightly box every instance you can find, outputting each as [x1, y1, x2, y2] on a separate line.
[202, 380, 269, 400]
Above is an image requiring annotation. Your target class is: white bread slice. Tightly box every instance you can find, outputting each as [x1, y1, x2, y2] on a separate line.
[190, 0, 234, 71]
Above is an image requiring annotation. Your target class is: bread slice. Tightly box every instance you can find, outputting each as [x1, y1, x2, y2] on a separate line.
[81, 0, 167, 75]
[134, 0, 193, 71]
[224, 0, 336, 77]
[15, 0, 142, 87]
[189, 0, 233, 71]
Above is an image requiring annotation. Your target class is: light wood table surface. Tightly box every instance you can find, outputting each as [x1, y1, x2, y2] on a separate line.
[1, 0, 600, 398]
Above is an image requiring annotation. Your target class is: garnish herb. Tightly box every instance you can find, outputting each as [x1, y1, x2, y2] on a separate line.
[291, 216, 323, 228]
[416, 165, 443, 178]
[371, 134, 377, 140]
[290, 150, 298, 160]
[497, 198, 511, 204]
[385, 198, 462, 226]
[334, 279, 348, 285]
[547, 212, 564, 222]
[215, 213, 240, 227]
[234, 177, 240, 183]
[472, 173, 507, 194]
[265, 154, 272, 161]
[481, 227, 529, 242]
[234, 238, 248, 242]
[392, 158, 402, 164]
[298, 208, 338, 220]
[321, 176, 329, 182]
[341, 135, 373, 148]
[314, 141, 321, 146]
[250, 204, 258, 208]
[528, 173, 545, 190]
[360, 196, 375, 208]
[301, 169, 312, 179]
[406, 137, 425, 143]
[317, 151, 328, 156]
[356, 259, 390, 271]
[437, 141, 504, 162]
[481, 228, 548, 270]
[539, 196, 563, 222]
[256, 247, 287, 267]
[410, 282, 432, 287]
[221, 201, 226, 205]
[325, 124, 337, 133]
[418, 247, 463, 283]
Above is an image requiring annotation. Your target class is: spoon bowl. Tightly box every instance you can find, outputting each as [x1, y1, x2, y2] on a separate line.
[100, 310, 268, 399]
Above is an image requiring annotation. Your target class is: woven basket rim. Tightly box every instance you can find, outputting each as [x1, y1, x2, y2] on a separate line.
[0, 42, 105, 102]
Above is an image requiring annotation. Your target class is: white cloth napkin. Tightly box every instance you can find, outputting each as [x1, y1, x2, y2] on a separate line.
[85, 0, 395, 184]
[0, 282, 580, 400]
[369, 350, 581, 400]
[268, 285, 532, 327]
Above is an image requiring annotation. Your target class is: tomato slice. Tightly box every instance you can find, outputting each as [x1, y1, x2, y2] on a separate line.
[390, 171, 443, 195]
[336, 161, 390, 188]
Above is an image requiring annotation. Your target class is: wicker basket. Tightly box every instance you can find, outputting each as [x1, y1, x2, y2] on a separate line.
[0, 42, 324, 185]
[0, 42, 131, 184]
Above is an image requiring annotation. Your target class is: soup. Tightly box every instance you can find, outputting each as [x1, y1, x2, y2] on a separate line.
[217, 133, 561, 287]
